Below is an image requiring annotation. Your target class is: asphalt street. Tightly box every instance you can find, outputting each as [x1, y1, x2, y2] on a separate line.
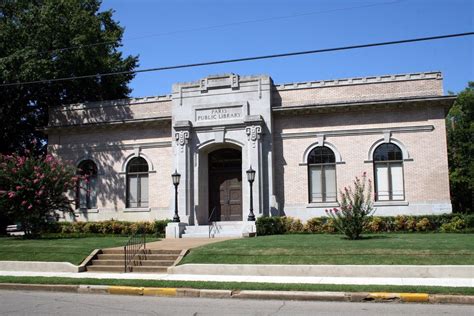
[0, 290, 472, 316]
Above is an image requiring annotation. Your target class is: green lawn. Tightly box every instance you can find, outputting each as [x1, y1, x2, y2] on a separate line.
[0, 236, 152, 265]
[180, 233, 474, 265]
[0, 276, 473, 295]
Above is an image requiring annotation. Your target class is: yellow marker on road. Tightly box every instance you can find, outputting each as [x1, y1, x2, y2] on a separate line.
[368, 292, 429, 302]
[143, 287, 177, 297]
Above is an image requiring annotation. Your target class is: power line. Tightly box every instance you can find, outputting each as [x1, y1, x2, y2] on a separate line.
[1, 31, 472, 88]
[0, 0, 403, 60]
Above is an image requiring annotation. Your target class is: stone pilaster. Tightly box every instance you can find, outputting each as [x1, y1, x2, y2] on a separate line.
[173, 120, 193, 223]
[244, 115, 264, 217]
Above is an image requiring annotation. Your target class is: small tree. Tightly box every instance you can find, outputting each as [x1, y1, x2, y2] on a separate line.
[0, 152, 80, 237]
[326, 173, 374, 240]
[446, 82, 473, 214]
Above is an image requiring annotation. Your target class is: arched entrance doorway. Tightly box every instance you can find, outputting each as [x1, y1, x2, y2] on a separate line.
[208, 148, 242, 221]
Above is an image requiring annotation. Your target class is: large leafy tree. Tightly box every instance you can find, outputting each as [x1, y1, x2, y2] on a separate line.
[0, 0, 138, 153]
[446, 82, 473, 214]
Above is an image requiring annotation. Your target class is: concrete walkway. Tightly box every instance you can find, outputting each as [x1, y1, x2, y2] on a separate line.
[108, 238, 236, 250]
[0, 270, 472, 288]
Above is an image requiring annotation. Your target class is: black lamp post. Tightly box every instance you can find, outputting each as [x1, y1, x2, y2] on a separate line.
[172, 170, 181, 222]
[246, 166, 256, 221]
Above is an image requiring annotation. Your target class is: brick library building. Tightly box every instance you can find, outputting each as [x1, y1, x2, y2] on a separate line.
[46, 72, 455, 238]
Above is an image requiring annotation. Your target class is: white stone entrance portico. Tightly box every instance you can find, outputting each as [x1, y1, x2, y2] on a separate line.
[166, 74, 276, 238]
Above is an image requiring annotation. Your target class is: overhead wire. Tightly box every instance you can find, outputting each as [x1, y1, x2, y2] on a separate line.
[0, 31, 472, 88]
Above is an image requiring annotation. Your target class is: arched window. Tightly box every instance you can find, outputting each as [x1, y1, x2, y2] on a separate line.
[126, 157, 149, 208]
[308, 146, 337, 203]
[373, 143, 404, 201]
[77, 160, 97, 209]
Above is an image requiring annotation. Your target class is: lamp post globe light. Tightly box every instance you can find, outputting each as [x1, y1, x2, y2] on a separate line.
[246, 166, 256, 221]
[172, 170, 181, 222]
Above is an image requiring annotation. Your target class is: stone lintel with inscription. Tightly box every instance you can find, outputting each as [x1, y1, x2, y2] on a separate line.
[195, 105, 243, 123]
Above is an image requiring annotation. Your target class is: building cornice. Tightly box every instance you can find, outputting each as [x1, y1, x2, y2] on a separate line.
[44, 116, 171, 133]
[54, 140, 172, 152]
[279, 125, 435, 140]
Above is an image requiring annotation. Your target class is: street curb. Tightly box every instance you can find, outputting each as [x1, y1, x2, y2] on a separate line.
[232, 290, 348, 301]
[0, 283, 472, 304]
[0, 283, 79, 293]
[367, 292, 429, 302]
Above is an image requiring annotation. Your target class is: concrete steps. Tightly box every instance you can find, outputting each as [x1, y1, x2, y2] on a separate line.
[86, 248, 182, 273]
[96, 253, 179, 261]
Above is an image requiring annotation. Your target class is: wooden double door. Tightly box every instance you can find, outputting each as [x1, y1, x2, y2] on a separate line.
[208, 148, 242, 222]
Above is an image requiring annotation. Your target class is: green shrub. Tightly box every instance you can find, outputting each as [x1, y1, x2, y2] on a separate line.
[153, 219, 170, 237]
[321, 217, 337, 233]
[304, 217, 324, 233]
[42, 219, 170, 236]
[256, 216, 285, 236]
[83, 222, 100, 234]
[60, 222, 73, 234]
[415, 217, 432, 232]
[405, 217, 417, 232]
[464, 215, 474, 229]
[365, 216, 386, 233]
[281, 216, 304, 233]
[258, 213, 473, 236]
[394, 215, 407, 231]
[441, 216, 466, 232]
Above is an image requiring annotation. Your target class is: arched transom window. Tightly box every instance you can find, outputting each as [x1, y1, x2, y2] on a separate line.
[77, 160, 97, 209]
[126, 157, 149, 208]
[373, 143, 404, 201]
[308, 146, 337, 203]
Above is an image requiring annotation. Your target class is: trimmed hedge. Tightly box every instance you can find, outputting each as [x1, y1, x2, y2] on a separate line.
[44, 219, 170, 237]
[256, 214, 474, 236]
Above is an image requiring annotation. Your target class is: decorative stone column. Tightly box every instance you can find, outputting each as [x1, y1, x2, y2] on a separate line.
[173, 120, 193, 226]
[244, 115, 264, 230]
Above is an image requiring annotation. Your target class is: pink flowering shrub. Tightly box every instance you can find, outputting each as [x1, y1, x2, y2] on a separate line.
[0, 152, 80, 237]
[326, 173, 374, 240]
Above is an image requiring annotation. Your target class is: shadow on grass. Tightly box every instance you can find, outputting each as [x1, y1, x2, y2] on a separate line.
[346, 235, 392, 241]
[1, 234, 133, 241]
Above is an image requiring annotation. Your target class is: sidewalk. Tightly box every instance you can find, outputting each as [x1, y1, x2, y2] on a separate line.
[0, 270, 472, 288]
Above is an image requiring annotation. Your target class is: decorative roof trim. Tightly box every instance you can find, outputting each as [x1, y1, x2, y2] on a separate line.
[274, 71, 442, 91]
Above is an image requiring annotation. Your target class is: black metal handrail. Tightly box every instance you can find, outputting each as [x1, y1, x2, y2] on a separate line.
[124, 231, 146, 273]
[208, 207, 217, 238]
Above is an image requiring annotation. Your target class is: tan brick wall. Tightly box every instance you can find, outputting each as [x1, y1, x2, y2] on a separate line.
[48, 125, 173, 219]
[273, 104, 450, 215]
[273, 74, 443, 107]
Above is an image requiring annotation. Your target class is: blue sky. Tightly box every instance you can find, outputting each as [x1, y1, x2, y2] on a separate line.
[101, 0, 473, 97]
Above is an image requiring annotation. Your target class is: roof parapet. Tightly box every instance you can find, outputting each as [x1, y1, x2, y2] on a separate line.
[58, 94, 172, 110]
[275, 71, 442, 91]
